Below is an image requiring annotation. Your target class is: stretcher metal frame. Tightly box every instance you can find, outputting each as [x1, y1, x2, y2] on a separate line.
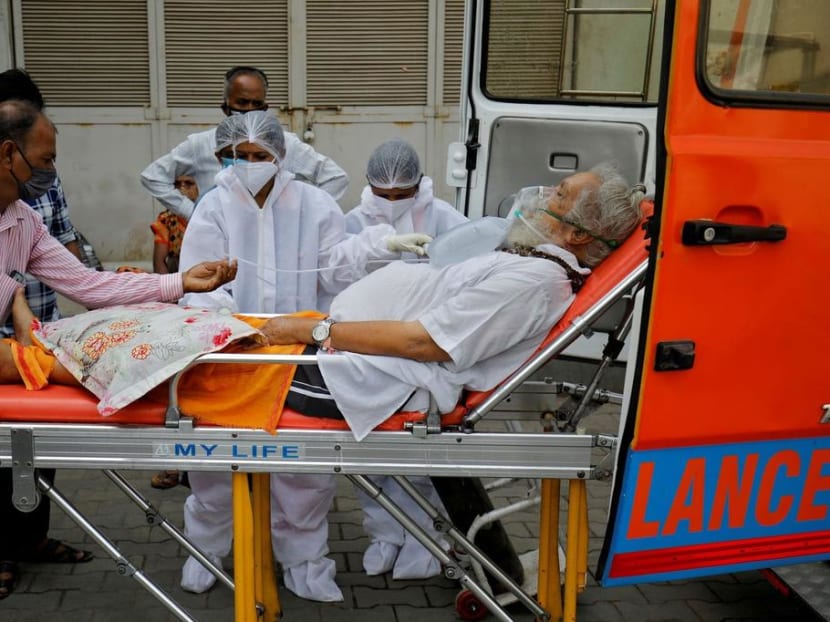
[0, 219, 650, 621]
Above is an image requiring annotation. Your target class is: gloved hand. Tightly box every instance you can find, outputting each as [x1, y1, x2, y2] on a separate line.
[385, 233, 433, 256]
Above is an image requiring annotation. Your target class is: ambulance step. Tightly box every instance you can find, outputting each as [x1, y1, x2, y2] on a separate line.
[771, 562, 830, 621]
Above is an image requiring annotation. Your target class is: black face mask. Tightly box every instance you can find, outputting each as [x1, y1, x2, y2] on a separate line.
[11, 142, 56, 201]
[223, 104, 269, 116]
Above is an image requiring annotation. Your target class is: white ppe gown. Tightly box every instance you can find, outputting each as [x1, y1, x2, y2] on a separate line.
[177, 167, 390, 602]
[345, 176, 467, 266]
[140, 127, 349, 219]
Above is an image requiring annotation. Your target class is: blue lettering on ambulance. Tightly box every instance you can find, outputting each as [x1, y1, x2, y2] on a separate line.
[175, 444, 196, 457]
[171, 444, 302, 459]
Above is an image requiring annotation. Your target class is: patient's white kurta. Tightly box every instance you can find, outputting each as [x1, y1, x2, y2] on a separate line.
[319, 245, 588, 440]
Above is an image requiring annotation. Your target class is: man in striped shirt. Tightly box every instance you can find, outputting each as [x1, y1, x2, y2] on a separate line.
[0, 177, 81, 336]
[0, 98, 237, 599]
[0, 69, 84, 339]
[0, 100, 237, 324]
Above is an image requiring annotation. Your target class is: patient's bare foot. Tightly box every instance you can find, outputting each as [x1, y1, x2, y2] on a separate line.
[11, 288, 35, 346]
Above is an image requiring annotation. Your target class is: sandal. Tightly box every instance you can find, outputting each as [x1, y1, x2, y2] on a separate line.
[23, 538, 94, 564]
[151, 469, 181, 490]
[0, 561, 17, 599]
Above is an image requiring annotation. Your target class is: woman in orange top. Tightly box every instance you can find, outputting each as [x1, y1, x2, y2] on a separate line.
[150, 175, 196, 274]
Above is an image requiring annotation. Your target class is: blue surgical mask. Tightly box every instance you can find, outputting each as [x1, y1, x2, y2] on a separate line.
[221, 157, 236, 169]
[11, 142, 56, 201]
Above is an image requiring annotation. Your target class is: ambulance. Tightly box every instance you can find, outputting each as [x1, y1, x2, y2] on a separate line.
[450, 0, 830, 617]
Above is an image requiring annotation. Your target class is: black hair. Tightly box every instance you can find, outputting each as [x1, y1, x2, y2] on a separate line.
[0, 69, 44, 109]
[0, 99, 43, 148]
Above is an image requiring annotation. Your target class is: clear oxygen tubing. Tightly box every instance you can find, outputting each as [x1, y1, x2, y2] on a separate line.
[223, 256, 429, 287]
[224, 212, 519, 284]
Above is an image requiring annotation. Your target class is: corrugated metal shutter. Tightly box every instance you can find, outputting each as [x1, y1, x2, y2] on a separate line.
[306, 0, 429, 106]
[485, 0, 566, 99]
[442, 0, 464, 106]
[20, 0, 149, 106]
[164, 0, 288, 107]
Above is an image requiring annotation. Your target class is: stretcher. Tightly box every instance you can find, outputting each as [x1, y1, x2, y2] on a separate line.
[0, 202, 651, 622]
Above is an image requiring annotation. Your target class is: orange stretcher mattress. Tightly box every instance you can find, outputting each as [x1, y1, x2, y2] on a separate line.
[0, 201, 652, 432]
[0, 383, 466, 430]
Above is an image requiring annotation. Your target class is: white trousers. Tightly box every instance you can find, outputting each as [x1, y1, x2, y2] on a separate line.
[183, 471, 341, 600]
[356, 475, 449, 579]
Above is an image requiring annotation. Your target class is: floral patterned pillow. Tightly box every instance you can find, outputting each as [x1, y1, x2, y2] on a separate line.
[34, 302, 263, 415]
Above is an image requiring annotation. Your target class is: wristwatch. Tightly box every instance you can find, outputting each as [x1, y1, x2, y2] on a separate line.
[311, 317, 336, 347]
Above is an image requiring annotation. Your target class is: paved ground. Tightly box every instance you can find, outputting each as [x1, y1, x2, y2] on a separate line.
[1, 409, 822, 621]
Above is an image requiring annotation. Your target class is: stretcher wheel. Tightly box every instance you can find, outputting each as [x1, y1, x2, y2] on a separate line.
[455, 589, 488, 621]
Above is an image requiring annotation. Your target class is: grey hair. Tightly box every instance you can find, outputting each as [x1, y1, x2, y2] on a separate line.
[567, 162, 644, 267]
[223, 66, 268, 100]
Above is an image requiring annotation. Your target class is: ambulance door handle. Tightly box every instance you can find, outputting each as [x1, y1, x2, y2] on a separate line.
[681, 220, 787, 246]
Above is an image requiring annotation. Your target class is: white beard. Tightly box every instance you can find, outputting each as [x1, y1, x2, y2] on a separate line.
[504, 210, 564, 249]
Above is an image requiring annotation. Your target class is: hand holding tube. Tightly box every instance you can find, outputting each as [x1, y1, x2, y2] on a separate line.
[385, 233, 433, 256]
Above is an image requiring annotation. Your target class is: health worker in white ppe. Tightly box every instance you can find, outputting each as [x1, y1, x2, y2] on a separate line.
[344, 138, 467, 579]
[140, 66, 349, 219]
[176, 111, 426, 602]
[346, 138, 468, 266]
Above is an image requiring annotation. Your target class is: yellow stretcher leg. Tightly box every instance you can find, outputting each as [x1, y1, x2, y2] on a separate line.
[252, 473, 281, 620]
[233, 472, 257, 622]
[577, 482, 589, 594]
[537, 478, 563, 621]
[563, 479, 587, 622]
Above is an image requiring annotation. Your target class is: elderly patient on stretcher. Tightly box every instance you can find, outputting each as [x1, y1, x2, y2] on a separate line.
[0, 164, 643, 597]
[1, 163, 643, 437]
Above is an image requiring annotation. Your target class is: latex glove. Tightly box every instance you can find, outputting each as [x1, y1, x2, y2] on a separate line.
[385, 233, 433, 256]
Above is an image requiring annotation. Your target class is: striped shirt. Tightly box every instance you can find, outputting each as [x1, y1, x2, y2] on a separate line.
[0, 199, 183, 326]
[0, 177, 75, 337]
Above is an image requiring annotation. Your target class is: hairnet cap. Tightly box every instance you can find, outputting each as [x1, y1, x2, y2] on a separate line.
[366, 138, 422, 189]
[214, 110, 285, 160]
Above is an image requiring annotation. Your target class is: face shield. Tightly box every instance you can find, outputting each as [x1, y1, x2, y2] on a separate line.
[508, 185, 621, 250]
[507, 186, 561, 245]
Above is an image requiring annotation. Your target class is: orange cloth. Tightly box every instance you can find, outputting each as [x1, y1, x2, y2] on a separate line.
[150, 210, 188, 252]
[4, 338, 56, 390]
[6, 312, 323, 434]
[148, 313, 321, 433]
